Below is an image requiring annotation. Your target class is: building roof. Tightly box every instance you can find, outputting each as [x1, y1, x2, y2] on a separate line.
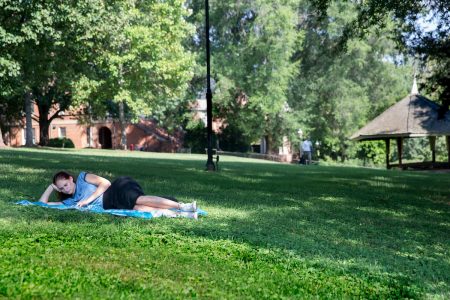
[350, 93, 450, 141]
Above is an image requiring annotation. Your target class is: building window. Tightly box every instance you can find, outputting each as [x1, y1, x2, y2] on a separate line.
[59, 127, 67, 138]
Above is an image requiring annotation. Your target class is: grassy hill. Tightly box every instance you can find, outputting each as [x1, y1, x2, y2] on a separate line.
[0, 148, 448, 299]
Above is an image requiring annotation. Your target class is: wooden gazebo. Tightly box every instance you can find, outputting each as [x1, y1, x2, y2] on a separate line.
[351, 82, 450, 169]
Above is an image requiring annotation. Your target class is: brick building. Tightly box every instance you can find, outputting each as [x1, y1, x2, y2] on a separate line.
[5, 103, 183, 152]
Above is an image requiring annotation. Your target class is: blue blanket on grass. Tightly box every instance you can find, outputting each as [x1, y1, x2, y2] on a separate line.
[16, 200, 207, 219]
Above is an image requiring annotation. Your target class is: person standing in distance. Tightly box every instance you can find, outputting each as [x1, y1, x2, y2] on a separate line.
[301, 138, 313, 165]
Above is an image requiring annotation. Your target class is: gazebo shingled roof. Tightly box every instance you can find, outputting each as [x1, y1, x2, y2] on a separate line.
[351, 94, 450, 141]
[350, 83, 450, 169]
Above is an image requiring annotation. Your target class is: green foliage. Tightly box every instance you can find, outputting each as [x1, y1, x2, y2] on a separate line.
[1, 0, 195, 146]
[421, 56, 450, 117]
[356, 140, 386, 165]
[2, 148, 450, 297]
[0, 95, 23, 133]
[73, 0, 195, 121]
[309, 0, 449, 51]
[389, 137, 448, 163]
[183, 120, 207, 153]
[217, 123, 251, 153]
[309, 0, 449, 113]
[1, 0, 112, 89]
[0, 0, 119, 145]
[46, 138, 75, 149]
[185, 0, 422, 161]
[291, 1, 411, 161]
[187, 0, 302, 151]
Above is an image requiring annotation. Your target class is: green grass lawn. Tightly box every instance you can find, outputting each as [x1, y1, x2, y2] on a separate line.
[0, 148, 449, 299]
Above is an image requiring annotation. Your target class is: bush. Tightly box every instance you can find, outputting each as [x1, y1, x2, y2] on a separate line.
[183, 121, 208, 153]
[47, 138, 75, 148]
[217, 123, 251, 153]
[356, 140, 386, 165]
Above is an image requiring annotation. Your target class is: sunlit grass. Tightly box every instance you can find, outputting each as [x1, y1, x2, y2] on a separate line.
[0, 147, 449, 299]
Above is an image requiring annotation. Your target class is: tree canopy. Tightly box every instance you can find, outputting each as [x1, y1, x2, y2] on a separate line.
[1, 0, 117, 145]
[290, 1, 412, 160]
[310, 0, 449, 115]
[187, 0, 302, 152]
[1, 0, 194, 146]
[1, 0, 447, 164]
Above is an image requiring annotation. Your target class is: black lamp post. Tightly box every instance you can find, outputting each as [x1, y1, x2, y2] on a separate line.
[205, 0, 215, 171]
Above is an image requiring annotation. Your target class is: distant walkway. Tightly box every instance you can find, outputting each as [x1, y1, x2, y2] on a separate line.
[218, 150, 296, 163]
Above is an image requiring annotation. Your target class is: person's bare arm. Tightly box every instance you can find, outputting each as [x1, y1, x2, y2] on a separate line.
[76, 173, 111, 207]
[39, 184, 63, 205]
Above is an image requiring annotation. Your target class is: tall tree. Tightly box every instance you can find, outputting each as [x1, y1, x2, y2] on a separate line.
[0, 102, 5, 146]
[0, 129, 4, 147]
[73, 0, 195, 149]
[187, 0, 302, 152]
[1, 0, 120, 145]
[291, 2, 411, 160]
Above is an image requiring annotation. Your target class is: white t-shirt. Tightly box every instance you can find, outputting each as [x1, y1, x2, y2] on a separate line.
[301, 140, 312, 152]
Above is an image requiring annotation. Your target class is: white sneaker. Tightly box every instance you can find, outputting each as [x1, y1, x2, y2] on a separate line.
[179, 201, 197, 212]
[159, 210, 197, 219]
[179, 211, 198, 219]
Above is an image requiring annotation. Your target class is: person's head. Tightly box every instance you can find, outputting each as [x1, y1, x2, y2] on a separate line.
[53, 171, 76, 197]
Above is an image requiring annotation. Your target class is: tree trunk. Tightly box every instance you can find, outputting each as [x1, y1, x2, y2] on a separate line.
[25, 91, 34, 147]
[0, 127, 6, 147]
[39, 120, 50, 146]
[266, 134, 274, 154]
[119, 101, 127, 149]
[0, 103, 5, 147]
[37, 100, 52, 146]
[339, 141, 346, 162]
[260, 136, 267, 154]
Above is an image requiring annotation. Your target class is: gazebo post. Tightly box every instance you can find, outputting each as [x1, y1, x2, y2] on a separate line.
[446, 136, 450, 163]
[429, 136, 436, 163]
[385, 139, 390, 169]
[396, 137, 403, 168]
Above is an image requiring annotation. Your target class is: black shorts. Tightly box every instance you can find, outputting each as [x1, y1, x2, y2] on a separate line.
[102, 177, 145, 210]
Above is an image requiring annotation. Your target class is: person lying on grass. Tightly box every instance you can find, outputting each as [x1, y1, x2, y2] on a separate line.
[39, 171, 198, 219]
